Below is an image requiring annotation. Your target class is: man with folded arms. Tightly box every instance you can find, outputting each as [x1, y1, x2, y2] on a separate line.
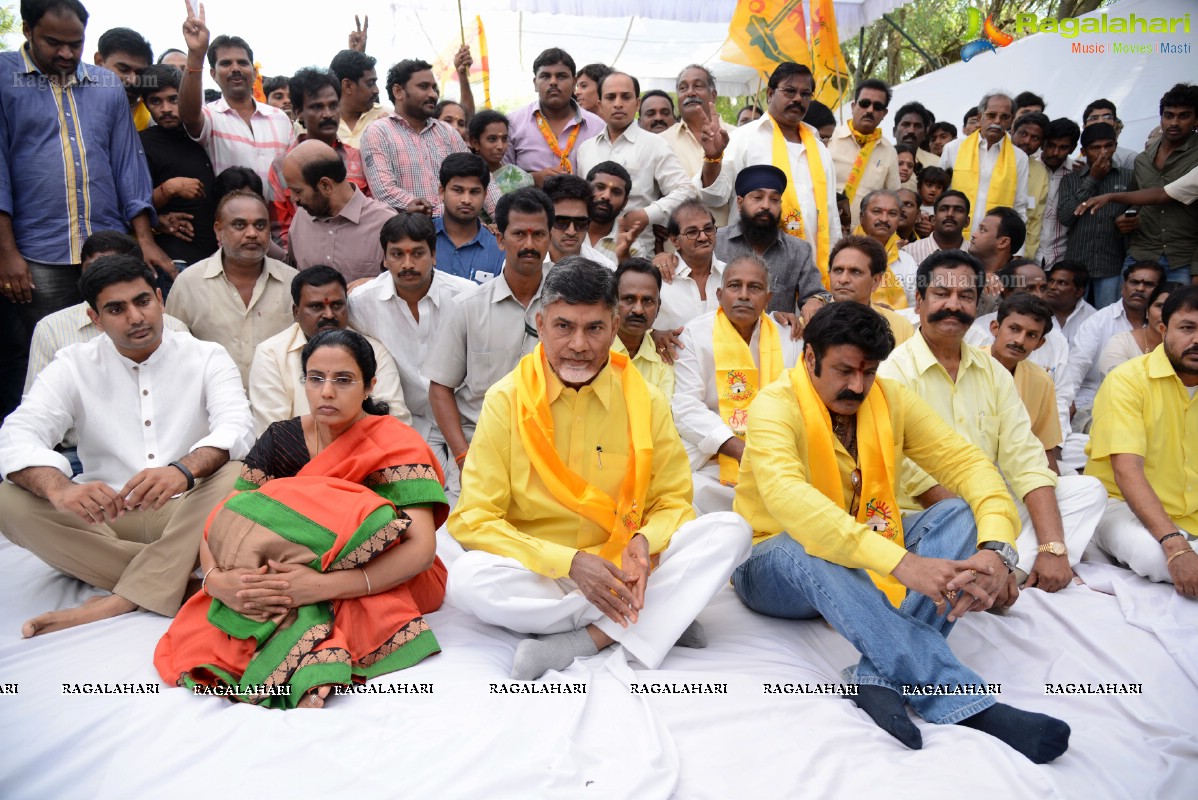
[0, 255, 253, 637]
[1086, 286, 1198, 594]
[448, 257, 751, 680]
[672, 256, 802, 514]
[879, 250, 1105, 591]
[732, 301, 1070, 762]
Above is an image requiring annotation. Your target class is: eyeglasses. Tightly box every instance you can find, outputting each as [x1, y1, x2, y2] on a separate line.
[776, 86, 814, 101]
[552, 215, 591, 232]
[680, 224, 717, 241]
[300, 374, 362, 390]
[857, 98, 888, 112]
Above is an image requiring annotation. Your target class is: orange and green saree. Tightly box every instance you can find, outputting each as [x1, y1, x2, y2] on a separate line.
[154, 415, 448, 709]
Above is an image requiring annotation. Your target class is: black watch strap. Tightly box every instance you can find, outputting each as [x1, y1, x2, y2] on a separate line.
[170, 460, 196, 491]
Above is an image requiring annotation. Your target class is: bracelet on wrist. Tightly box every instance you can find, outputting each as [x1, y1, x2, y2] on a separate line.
[702, 154, 723, 164]
[201, 566, 219, 596]
[170, 460, 196, 491]
[1158, 531, 1185, 546]
[1167, 549, 1195, 566]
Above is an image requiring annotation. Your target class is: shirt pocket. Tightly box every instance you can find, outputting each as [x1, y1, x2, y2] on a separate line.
[465, 345, 522, 396]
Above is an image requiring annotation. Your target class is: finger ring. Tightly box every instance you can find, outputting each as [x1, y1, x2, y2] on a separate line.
[933, 599, 944, 606]
[2, 283, 10, 289]
[970, 569, 977, 577]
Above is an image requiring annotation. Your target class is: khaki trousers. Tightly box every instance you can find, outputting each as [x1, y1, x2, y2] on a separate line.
[0, 461, 239, 616]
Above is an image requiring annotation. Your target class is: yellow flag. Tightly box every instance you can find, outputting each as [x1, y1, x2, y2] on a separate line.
[810, 0, 851, 110]
[433, 16, 491, 108]
[723, 0, 813, 78]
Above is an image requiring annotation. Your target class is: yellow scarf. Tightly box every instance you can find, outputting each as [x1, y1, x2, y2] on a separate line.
[851, 225, 908, 310]
[790, 364, 907, 606]
[714, 308, 782, 486]
[515, 345, 653, 566]
[842, 120, 883, 205]
[769, 116, 831, 286]
[951, 130, 1016, 239]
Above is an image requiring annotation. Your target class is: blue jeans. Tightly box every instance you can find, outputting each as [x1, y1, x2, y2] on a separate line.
[733, 498, 995, 724]
[1088, 275, 1122, 309]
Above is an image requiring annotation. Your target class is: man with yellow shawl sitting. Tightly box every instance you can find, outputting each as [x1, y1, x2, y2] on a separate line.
[939, 92, 1029, 236]
[671, 255, 802, 515]
[731, 302, 1071, 763]
[447, 257, 752, 681]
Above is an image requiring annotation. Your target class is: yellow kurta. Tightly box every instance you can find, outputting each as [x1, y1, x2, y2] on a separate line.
[987, 346, 1062, 451]
[874, 304, 914, 345]
[734, 373, 1018, 579]
[612, 335, 675, 398]
[1086, 347, 1198, 533]
[1024, 158, 1049, 258]
[449, 360, 695, 579]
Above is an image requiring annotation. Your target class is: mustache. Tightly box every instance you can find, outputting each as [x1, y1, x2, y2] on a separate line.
[786, 103, 805, 113]
[517, 249, 541, 260]
[623, 314, 648, 325]
[928, 308, 976, 325]
[316, 318, 339, 329]
[836, 389, 865, 403]
[1006, 343, 1026, 354]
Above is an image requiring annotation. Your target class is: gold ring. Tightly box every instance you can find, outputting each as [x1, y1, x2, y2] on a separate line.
[2, 283, 10, 289]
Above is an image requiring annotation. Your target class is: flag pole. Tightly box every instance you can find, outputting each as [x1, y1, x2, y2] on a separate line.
[458, 0, 466, 44]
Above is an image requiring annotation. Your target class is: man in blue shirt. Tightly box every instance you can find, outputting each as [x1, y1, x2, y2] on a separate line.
[0, 0, 172, 421]
[434, 152, 504, 284]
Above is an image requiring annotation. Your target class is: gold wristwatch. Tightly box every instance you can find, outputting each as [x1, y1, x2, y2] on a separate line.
[1037, 541, 1068, 556]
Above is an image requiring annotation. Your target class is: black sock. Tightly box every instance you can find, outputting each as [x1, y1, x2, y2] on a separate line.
[958, 703, 1070, 764]
[852, 684, 922, 750]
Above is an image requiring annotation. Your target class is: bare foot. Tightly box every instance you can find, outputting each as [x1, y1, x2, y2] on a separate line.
[300, 685, 332, 709]
[21, 594, 138, 638]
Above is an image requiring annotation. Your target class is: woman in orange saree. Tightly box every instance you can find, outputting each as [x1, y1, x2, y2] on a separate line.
[154, 329, 448, 708]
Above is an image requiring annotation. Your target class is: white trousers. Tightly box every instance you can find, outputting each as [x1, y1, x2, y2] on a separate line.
[1092, 497, 1198, 584]
[446, 512, 752, 669]
[692, 462, 735, 516]
[1059, 432, 1090, 475]
[1014, 475, 1107, 573]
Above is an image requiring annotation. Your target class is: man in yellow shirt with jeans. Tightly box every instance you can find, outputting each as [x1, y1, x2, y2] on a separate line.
[733, 302, 1069, 762]
[1087, 286, 1198, 595]
[448, 257, 751, 680]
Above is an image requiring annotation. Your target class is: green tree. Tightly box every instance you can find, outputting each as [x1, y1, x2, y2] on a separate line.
[844, 0, 1112, 86]
[0, 4, 19, 51]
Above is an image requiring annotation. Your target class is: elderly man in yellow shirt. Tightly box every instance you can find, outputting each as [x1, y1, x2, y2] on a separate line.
[879, 250, 1106, 594]
[826, 235, 914, 345]
[447, 257, 751, 680]
[1087, 286, 1198, 596]
[611, 258, 674, 396]
[732, 302, 1070, 762]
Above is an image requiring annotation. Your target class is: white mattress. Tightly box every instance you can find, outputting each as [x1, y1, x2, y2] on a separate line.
[1, 532, 1195, 799]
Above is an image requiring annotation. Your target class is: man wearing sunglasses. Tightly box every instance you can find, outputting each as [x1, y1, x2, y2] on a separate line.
[543, 174, 593, 264]
[829, 79, 901, 230]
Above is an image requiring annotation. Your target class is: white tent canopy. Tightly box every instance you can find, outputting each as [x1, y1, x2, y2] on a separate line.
[876, 0, 1188, 155]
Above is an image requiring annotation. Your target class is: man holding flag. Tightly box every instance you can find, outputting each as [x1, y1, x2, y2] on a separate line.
[696, 62, 841, 283]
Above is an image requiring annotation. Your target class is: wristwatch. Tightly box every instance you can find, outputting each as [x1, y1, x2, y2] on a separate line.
[1037, 541, 1068, 557]
[979, 541, 1017, 572]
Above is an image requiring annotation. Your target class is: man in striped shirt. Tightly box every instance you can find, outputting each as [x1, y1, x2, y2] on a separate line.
[178, 4, 295, 200]
[360, 59, 468, 217]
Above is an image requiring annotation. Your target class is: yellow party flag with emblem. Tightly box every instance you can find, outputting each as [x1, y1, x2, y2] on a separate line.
[723, 0, 814, 78]
[433, 16, 491, 109]
[810, 0, 851, 110]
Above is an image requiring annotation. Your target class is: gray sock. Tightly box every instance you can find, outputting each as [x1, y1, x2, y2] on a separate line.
[675, 620, 707, 649]
[511, 628, 599, 680]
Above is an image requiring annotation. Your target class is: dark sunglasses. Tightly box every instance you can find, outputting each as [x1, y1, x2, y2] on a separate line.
[857, 98, 888, 112]
[552, 215, 591, 231]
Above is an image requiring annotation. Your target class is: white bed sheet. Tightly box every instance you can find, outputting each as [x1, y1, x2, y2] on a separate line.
[1, 534, 1195, 799]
